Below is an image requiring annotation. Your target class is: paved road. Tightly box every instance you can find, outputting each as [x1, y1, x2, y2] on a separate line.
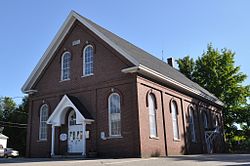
[0, 154, 250, 166]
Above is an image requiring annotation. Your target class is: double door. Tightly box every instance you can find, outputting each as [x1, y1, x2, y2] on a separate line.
[68, 124, 83, 153]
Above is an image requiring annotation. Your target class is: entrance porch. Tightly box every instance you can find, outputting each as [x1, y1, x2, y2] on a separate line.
[47, 95, 94, 157]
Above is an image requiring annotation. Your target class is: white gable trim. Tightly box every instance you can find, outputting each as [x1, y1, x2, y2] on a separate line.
[47, 95, 93, 126]
[22, 11, 139, 93]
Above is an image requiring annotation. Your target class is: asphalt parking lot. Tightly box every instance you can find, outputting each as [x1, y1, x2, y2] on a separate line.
[0, 154, 250, 166]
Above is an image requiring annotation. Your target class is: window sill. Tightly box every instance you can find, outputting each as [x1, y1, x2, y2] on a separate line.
[37, 139, 47, 142]
[173, 138, 181, 142]
[59, 79, 70, 82]
[149, 136, 159, 140]
[81, 73, 94, 78]
[106, 135, 123, 139]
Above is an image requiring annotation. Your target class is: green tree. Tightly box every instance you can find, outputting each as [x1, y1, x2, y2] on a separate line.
[0, 96, 28, 156]
[177, 55, 195, 80]
[176, 44, 250, 135]
[0, 97, 16, 121]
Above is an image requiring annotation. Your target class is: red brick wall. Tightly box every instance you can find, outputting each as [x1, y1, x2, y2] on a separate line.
[136, 76, 224, 156]
[26, 20, 140, 157]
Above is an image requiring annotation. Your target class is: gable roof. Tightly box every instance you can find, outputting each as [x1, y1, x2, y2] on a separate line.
[22, 11, 223, 107]
[47, 95, 93, 126]
[67, 95, 93, 120]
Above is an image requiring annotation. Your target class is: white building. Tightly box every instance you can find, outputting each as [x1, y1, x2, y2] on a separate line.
[0, 133, 8, 148]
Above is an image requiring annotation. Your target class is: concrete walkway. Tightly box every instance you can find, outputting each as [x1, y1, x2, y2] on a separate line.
[0, 154, 249, 166]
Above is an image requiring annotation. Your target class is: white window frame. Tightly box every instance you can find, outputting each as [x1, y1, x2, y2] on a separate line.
[171, 101, 180, 140]
[148, 93, 157, 138]
[39, 104, 48, 141]
[108, 93, 121, 137]
[61, 51, 71, 81]
[203, 112, 208, 129]
[189, 107, 196, 142]
[83, 45, 94, 76]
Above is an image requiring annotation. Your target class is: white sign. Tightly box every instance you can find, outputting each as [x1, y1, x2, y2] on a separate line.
[60, 133, 67, 141]
[100, 132, 106, 140]
[72, 39, 80, 46]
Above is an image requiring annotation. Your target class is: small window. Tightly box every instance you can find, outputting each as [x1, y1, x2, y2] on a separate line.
[61, 52, 71, 80]
[171, 100, 180, 140]
[203, 112, 208, 129]
[148, 93, 157, 137]
[68, 110, 76, 126]
[83, 45, 94, 76]
[189, 107, 196, 142]
[39, 104, 48, 140]
[108, 93, 121, 137]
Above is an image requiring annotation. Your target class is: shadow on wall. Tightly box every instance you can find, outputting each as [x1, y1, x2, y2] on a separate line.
[178, 97, 225, 155]
[167, 154, 250, 165]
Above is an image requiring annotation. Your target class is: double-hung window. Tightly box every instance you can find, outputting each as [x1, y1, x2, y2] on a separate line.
[39, 104, 48, 140]
[61, 52, 71, 80]
[203, 112, 208, 129]
[171, 101, 180, 140]
[108, 93, 121, 137]
[148, 93, 157, 137]
[83, 45, 93, 76]
[189, 107, 196, 142]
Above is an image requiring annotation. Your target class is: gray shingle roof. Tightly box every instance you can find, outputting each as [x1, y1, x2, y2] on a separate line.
[67, 95, 93, 120]
[78, 14, 220, 104]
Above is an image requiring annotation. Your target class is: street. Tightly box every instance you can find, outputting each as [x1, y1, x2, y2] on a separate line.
[0, 154, 250, 166]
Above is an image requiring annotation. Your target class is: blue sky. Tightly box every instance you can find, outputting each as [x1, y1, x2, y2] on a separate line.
[0, 0, 250, 104]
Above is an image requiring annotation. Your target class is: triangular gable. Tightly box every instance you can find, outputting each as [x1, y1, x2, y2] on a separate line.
[47, 95, 94, 126]
[22, 11, 223, 107]
[22, 10, 139, 93]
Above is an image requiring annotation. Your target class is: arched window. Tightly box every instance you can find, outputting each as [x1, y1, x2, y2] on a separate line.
[83, 45, 94, 76]
[171, 100, 180, 140]
[189, 107, 196, 142]
[39, 104, 48, 140]
[148, 93, 157, 137]
[108, 93, 121, 136]
[203, 112, 208, 129]
[61, 52, 71, 80]
[215, 115, 219, 127]
[68, 110, 76, 126]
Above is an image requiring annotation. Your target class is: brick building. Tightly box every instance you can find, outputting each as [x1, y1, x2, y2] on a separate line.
[22, 11, 224, 158]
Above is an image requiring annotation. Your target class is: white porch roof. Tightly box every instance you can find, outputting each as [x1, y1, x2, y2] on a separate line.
[47, 95, 94, 126]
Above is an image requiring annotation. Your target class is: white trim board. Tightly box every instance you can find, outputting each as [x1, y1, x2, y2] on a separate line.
[122, 65, 224, 107]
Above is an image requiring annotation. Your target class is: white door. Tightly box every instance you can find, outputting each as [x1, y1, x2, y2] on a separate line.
[68, 110, 83, 153]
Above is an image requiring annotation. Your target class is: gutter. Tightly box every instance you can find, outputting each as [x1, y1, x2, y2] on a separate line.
[122, 65, 224, 107]
[23, 89, 38, 95]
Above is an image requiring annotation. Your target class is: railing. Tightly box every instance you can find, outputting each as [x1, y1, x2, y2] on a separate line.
[204, 126, 220, 153]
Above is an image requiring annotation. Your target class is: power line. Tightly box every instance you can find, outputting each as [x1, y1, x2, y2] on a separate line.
[0, 120, 27, 126]
[12, 110, 28, 115]
[0, 124, 27, 129]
